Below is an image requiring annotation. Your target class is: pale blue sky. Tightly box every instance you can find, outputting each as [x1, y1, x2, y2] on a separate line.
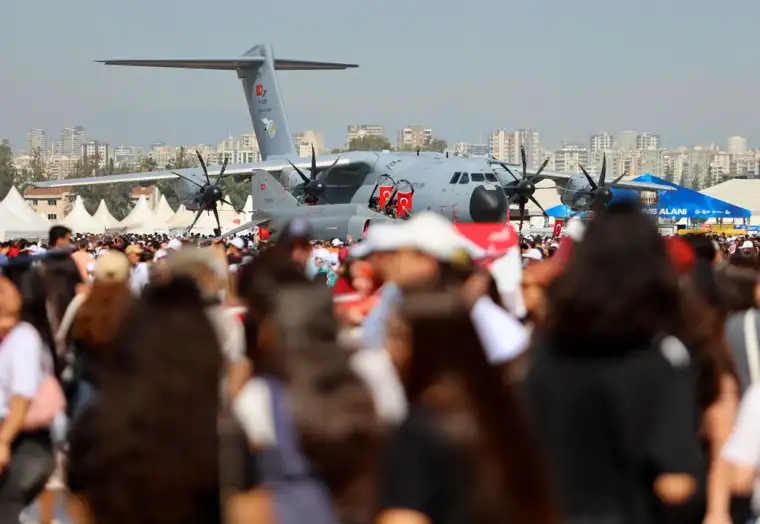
[2, 0, 759, 150]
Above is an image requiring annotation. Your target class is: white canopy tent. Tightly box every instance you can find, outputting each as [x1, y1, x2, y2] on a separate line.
[168, 204, 193, 229]
[154, 194, 175, 222]
[121, 196, 171, 234]
[60, 196, 104, 234]
[2, 187, 50, 231]
[93, 200, 121, 229]
[0, 202, 46, 241]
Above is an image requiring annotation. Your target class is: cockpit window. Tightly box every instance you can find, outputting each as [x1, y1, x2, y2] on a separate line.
[471, 173, 485, 182]
[459, 173, 469, 184]
[485, 172, 498, 182]
[450, 172, 461, 184]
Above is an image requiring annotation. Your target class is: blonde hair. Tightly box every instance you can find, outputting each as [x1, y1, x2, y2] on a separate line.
[164, 247, 229, 301]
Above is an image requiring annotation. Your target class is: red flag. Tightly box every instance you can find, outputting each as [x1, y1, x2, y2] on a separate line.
[233, 218, 241, 225]
[552, 219, 564, 237]
[396, 191, 413, 217]
[259, 228, 270, 240]
[378, 185, 393, 208]
[259, 183, 266, 191]
[255, 84, 264, 97]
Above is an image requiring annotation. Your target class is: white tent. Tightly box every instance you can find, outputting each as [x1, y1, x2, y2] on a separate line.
[0, 202, 46, 241]
[168, 203, 193, 229]
[60, 196, 104, 234]
[93, 200, 121, 229]
[154, 195, 175, 222]
[121, 196, 171, 233]
[2, 186, 50, 231]
[185, 196, 240, 235]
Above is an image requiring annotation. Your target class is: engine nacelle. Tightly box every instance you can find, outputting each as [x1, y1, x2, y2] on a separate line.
[280, 167, 311, 191]
[273, 216, 391, 241]
[174, 178, 203, 210]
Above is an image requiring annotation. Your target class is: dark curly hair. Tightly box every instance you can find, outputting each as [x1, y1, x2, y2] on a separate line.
[66, 277, 223, 524]
[543, 201, 682, 353]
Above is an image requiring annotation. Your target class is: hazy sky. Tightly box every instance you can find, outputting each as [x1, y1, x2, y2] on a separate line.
[3, 0, 759, 150]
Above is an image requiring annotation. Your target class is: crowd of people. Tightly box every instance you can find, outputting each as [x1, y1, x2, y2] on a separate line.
[0, 203, 759, 524]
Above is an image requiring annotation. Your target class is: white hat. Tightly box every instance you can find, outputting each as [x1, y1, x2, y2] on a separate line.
[167, 238, 183, 250]
[522, 249, 543, 261]
[230, 237, 246, 250]
[350, 222, 415, 259]
[155, 249, 169, 260]
[565, 217, 585, 242]
[741, 240, 754, 250]
[402, 212, 485, 261]
[331, 238, 344, 247]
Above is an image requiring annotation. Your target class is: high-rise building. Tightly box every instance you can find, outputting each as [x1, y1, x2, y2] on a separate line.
[590, 133, 613, 153]
[727, 136, 747, 156]
[397, 125, 432, 150]
[59, 126, 86, 158]
[616, 130, 638, 150]
[345, 125, 385, 148]
[553, 141, 589, 174]
[27, 129, 48, 158]
[636, 133, 661, 150]
[293, 130, 325, 156]
[81, 141, 110, 168]
[488, 129, 540, 167]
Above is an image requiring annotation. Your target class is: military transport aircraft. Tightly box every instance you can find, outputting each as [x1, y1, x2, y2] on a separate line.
[34, 42, 674, 235]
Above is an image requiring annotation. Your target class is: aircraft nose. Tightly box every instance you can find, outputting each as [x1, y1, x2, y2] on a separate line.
[469, 185, 508, 223]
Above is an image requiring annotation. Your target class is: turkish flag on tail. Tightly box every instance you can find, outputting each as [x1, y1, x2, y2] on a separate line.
[378, 186, 393, 208]
[396, 191, 413, 217]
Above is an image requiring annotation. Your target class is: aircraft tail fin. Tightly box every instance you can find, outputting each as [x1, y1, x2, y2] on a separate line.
[98, 44, 357, 161]
[252, 169, 299, 210]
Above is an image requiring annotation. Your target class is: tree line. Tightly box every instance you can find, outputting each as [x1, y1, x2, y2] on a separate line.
[330, 135, 448, 154]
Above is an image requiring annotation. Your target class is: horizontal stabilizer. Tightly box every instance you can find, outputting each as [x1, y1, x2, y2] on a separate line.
[97, 57, 357, 71]
[252, 169, 299, 210]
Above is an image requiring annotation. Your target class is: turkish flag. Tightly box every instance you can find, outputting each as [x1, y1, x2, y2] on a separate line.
[552, 219, 564, 237]
[259, 227, 270, 240]
[255, 84, 264, 97]
[378, 185, 393, 207]
[259, 183, 266, 191]
[396, 191, 413, 217]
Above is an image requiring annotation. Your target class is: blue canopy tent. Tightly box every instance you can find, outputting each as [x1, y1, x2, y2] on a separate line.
[610, 174, 750, 219]
[545, 204, 582, 219]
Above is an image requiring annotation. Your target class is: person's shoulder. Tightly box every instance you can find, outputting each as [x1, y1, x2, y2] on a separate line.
[4, 322, 42, 347]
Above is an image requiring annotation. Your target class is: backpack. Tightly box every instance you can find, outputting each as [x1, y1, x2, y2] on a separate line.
[256, 376, 339, 524]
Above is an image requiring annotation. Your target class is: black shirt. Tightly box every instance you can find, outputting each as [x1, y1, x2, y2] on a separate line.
[523, 338, 703, 524]
[377, 404, 470, 524]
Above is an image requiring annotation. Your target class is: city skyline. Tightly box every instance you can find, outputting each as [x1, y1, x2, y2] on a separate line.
[3, 0, 760, 150]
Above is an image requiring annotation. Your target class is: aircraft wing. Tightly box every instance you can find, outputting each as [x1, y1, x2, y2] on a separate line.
[217, 213, 273, 239]
[607, 179, 677, 192]
[32, 155, 359, 189]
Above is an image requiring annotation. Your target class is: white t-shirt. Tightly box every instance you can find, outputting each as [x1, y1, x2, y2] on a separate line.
[130, 263, 150, 295]
[0, 322, 53, 418]
[723, 383, 760, 467]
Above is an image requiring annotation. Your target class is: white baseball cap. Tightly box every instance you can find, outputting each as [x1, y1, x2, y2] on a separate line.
[230, 237, 246, 250]
[349, 222, 415, 259]
[402, 212, 485, 261]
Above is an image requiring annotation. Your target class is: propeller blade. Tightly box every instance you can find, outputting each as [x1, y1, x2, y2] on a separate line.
[310, 145, 318, 180]
[533, 157, 550, 180]
[499, 164, 519, 182]
[212, 206, 221, 232]
[609, 173, 627, 186]
[578, 163, 598, 190]
[520, 145, 527, 179]
[218, 155, 229, 179]
[196, 150, 210, 185]
[518, 200, 526, 233]
[599, 155, 607, 187]
[529, 195, 548, 217]
[186, 208, 204, 233]
[171, 171, 204, 189]
[220, 198, 236, 208]
[318, 156, 340, 179]
[287, 160, 310, 185]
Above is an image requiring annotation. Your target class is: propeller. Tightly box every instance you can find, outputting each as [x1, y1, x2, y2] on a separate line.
[577, 153, 628, 212]
[177, 150, 236, 236]
[287, 145, 340, 204]
[497, 145, 551, 233]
